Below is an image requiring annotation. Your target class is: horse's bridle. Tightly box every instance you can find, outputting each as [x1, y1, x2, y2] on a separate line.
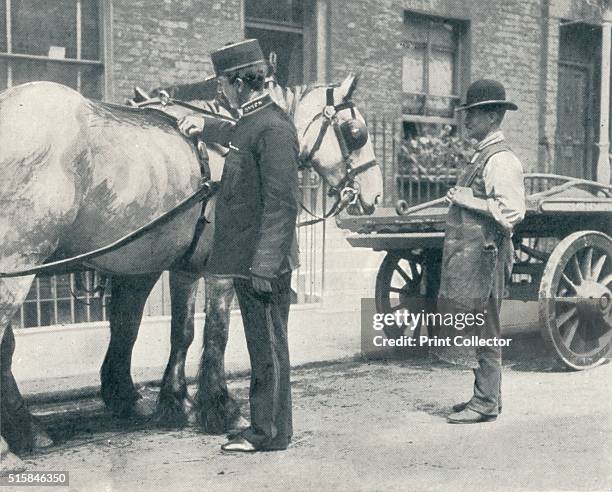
[296, 86, 377, 227]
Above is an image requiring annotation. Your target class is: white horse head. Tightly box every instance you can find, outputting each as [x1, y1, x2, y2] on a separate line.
[290, 74, 383, 214]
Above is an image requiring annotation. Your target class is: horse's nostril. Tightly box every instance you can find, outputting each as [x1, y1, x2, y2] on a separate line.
[374, 194, 381, 206]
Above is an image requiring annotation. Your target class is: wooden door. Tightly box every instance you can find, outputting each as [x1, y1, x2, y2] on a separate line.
[555, 62, 593, 179]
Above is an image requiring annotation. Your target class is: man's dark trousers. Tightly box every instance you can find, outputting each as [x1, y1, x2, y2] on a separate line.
[233, 272, 292, 450]
[467, 255, 506, 417]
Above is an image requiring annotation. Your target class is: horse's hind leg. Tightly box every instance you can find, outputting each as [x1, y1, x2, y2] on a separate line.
[195, 276, 242, 434]
[101, 273, 160, 418]
[0, 276, 38, 473]
[154, 270, 199, 427]
[1, 324, 53, 452]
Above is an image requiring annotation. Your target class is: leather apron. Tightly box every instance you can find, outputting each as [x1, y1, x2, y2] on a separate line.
[435, 141, 514, 368]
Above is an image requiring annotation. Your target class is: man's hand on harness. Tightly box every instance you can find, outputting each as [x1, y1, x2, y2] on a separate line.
[178, 113, 206, 137]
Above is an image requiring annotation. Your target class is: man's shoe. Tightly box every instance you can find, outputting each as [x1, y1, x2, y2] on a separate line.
[221, 437, 257, 453]
[452, 402, 469, 413]
[452, 402, 502, 414]
[447, 408, 497, 424]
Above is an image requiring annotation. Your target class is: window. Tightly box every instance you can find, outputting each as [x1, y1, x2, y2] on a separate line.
[398, 12, 469, 206]
[0, 0, 104, 99]
[401, 12, 467, 124]
[244, 0, 316, 87]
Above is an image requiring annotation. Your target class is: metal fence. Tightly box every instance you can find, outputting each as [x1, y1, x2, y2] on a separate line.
[368, 115, 459, 207]
[12, 271, 111, 329]
[14, 170, 326, 328]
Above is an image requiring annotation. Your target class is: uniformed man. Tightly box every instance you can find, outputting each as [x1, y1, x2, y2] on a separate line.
[435, 79, 526, 424]
[179, 39, 299, 451]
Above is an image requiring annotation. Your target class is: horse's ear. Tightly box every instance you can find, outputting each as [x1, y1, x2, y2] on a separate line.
[338, 72, 360, 101]
[267, 51, 278, 78]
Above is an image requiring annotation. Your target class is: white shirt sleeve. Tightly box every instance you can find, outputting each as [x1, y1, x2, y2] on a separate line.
[482, 151, 526, 232]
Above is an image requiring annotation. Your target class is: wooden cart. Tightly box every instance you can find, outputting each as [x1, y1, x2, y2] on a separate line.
[337, 174, 612, 370]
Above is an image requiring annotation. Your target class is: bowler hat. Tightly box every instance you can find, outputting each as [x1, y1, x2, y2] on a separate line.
[456, 79, 518, 111]
[211, 39, 265, 76]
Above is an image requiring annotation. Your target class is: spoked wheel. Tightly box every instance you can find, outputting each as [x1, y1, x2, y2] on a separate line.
[539, 231, 612, 370]
[375, 252, 424, 340]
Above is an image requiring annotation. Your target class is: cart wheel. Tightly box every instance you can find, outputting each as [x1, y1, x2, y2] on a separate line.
[539, 231, 612, 370]
[375, 252, 424, 340]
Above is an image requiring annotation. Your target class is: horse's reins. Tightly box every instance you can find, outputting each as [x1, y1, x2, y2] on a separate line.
[296, 86, 377, 227]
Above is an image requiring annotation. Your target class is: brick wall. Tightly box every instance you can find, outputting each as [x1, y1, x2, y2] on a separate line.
[111, 0, 242, 103]
[326, 0, 603, 198]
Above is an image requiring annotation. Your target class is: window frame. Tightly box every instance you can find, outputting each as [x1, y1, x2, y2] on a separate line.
[243, 0, 317, 85]
[402, 11, 469, 126]
[0, 0, 106, 95]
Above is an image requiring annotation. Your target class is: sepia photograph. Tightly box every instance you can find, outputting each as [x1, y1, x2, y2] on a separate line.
[0, 0, 610, 490]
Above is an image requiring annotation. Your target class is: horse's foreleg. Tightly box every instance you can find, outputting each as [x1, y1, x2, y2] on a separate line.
[101, 273, 160, 418]
[154, 270, 199, 427]
[195, 276, 241, 434]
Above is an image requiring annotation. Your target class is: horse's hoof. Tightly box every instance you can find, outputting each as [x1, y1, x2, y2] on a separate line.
[152, 396, 194, 429]
[108, 398, 155, 420]
[0, 451, 26, 476]
[31, 422, 54, 450]
[131, 398, 156, 418]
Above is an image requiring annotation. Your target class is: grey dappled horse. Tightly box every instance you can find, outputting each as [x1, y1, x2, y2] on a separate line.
[0, 76, 382, 471]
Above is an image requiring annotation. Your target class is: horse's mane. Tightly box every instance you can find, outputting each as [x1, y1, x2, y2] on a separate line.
[90, 100, 182, 131]
[267, 82, 334, 119]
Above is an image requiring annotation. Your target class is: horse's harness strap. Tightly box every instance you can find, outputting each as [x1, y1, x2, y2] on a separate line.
[0, 183, 219, 278]
[154, 93, 238, 124]
[336, 159, 378, 190]
[296, 187, 355, 228]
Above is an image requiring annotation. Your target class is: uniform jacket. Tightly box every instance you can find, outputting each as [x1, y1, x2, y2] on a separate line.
[204, 93, 300, 280]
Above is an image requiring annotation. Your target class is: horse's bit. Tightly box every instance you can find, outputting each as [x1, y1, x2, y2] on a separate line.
[297, 86, 377, 227]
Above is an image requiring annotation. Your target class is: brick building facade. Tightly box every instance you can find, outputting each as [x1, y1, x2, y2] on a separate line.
[2, 0, 608, 187]
[101, 0, 612, 197]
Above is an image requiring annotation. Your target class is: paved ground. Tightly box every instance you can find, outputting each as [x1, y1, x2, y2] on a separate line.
[11, 333, 612, 492]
